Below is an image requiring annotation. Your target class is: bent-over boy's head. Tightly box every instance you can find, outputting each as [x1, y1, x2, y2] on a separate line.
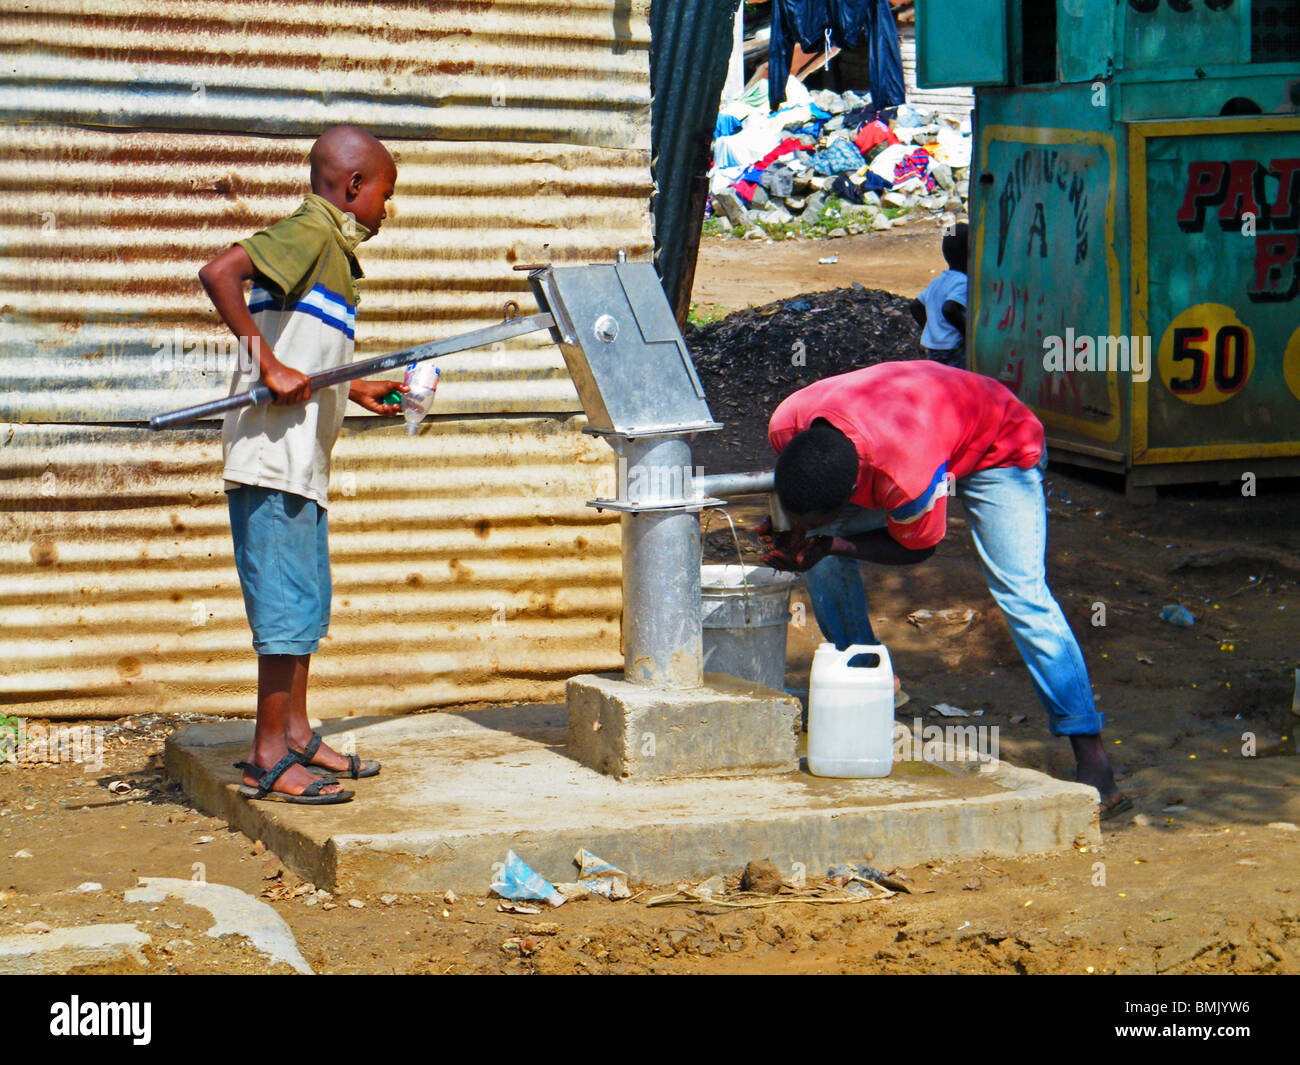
[308, 125, 397, 238]
[942, 222, 969, 273]
[774, 419, 859, 531]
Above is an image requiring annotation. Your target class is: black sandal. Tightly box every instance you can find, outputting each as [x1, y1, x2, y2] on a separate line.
[234, 753, 354, 805]
[1100, 793, 1134, 822]
[289, 731, 381, 780]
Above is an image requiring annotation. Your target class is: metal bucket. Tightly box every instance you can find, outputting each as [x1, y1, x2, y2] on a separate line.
[700, 564, 798, 691]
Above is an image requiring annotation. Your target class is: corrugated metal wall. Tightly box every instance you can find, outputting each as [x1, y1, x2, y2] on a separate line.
[0, 418, 620, 719]
[0, 0, 655, 718]
[0, 0, 650, 149]
[0, 126, 652, 420]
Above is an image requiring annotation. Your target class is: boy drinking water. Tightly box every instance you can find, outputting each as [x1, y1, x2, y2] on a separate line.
[759, 361, 1129, 819]
[199, 125, 402, 804]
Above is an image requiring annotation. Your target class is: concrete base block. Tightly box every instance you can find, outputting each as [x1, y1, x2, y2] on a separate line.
[566, 672, 800, 779]
[164, 707, 1101, 896]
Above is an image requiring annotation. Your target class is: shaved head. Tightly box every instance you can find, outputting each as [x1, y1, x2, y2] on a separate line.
[307, 125, 397, 238]
[309, 125, 395, 193]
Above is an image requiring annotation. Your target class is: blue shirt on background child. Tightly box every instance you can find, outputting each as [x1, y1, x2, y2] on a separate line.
[917, 269, 967, 354]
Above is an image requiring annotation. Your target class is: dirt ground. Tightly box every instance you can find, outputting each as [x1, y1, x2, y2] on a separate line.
[2, 234, 1298, 976]
[691, 226, 948, 315]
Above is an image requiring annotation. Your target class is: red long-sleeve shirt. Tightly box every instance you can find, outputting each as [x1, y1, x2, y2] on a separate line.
[768, 362, 1044, 549]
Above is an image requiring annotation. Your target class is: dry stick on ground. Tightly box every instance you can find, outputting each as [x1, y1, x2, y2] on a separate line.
[1221, 577, 1269, 600]
[646, 886, 894, 909]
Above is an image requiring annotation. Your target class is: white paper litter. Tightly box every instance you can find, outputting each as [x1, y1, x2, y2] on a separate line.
[931, 703, 970, 718]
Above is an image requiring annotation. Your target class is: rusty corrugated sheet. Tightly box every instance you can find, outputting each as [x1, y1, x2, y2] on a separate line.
[0, 126, 653, 421]
[0, 1, 649, 716]
[0, 417, 621, 719]
[0, 0, 651, 150]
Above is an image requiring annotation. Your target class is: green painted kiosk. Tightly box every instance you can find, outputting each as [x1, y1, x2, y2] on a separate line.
[915, 0, 1300, 496]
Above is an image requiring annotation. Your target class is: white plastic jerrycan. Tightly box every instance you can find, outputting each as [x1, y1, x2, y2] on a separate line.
[807, 642, 896, 778]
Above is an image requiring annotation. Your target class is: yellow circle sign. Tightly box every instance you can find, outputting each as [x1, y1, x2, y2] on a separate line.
[1157, 304, 1255, 406]
[1284, 325, 1300, 404]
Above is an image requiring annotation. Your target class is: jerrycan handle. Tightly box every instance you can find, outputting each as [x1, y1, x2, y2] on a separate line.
[824, 642, 892, 681]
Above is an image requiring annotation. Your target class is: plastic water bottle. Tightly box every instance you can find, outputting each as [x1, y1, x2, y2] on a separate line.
[807, 642, 896, 778]
[401, 362, 440, 435]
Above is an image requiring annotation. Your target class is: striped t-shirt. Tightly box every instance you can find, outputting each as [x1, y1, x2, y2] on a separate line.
[222, 193, 367, 508]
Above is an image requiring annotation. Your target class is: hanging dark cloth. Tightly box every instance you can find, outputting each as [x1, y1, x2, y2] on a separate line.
[866, 0, 905, 114]
[767, 0, 904, 113]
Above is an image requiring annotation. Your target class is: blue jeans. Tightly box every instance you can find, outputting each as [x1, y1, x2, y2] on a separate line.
[802, 459, 1103, 736]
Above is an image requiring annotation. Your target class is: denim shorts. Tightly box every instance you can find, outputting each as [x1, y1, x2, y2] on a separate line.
[227, 485, 331, 656]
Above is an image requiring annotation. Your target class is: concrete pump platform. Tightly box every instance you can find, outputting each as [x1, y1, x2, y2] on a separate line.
[165, 705, 1100, 894]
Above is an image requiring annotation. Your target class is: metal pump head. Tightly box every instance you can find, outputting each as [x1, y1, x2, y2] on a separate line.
[528, 262, 719, 437]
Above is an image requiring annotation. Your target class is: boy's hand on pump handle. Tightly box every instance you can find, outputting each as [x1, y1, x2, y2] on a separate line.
[260, 357, 406, 415]
[262, 360, 313, 405]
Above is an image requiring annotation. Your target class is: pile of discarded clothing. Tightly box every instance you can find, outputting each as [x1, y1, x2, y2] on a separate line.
[709, 83, 972, 238]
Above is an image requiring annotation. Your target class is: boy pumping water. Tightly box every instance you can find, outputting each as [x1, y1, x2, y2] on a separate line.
[198, 126, 403, 804]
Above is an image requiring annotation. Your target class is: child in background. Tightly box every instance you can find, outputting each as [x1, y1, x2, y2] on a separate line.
[198, 125, 403, 804]
[909, 222, 968, 368]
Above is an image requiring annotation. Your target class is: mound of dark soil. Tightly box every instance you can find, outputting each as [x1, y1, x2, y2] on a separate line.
[684, 285, 923, 473]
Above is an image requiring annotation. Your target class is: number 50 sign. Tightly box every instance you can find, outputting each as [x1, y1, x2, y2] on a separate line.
[1156, 303, 1255, 405]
